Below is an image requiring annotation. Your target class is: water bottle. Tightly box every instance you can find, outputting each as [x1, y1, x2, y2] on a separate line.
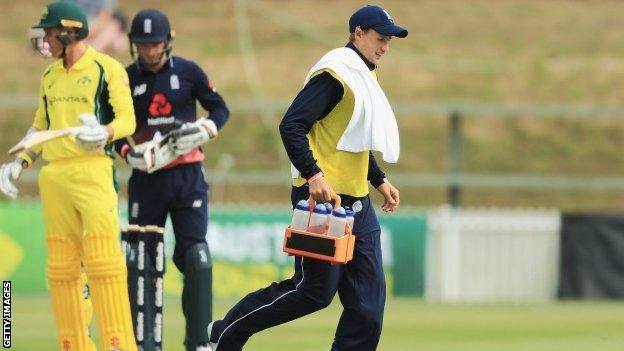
[345, 208, 355, 232]
[307, 204, 329, 234]
[328, 207, 347, 237]
[291, 200, 310, 230]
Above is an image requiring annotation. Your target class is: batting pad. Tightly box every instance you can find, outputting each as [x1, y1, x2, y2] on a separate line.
[83, 232, 137, 351]
[182, 242, 213, 349]
[80, 270, 94, 331]
[47, 234, 97, 351]
[122, 225, 165, 351]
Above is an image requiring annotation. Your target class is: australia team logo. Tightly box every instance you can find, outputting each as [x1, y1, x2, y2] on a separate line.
[148, 93, 172, 116]
[77, 76, 91, 85]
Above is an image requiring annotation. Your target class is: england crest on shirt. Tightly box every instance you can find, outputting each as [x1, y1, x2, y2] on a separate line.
[170, 74, 180, 90]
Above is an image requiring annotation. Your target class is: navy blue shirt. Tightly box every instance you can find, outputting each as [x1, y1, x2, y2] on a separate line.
[116, 56, 229, 153]
[279, 43, 386, 188]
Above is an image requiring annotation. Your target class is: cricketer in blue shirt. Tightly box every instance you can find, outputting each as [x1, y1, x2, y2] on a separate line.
[114, 9, 228, 351]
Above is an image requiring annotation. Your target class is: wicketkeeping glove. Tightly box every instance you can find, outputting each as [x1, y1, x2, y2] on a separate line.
[168, 118, 218, 156]
[126, 147, 149, 172]
[0, 160, 24, 199]
[76, 113, 109, 151]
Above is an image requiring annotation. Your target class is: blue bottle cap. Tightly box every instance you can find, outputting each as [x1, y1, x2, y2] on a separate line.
[332, 207, 346, 218]
[345, 209, 354, 217]
[313, 204, 327, 214]
[295, 200, 309, 211]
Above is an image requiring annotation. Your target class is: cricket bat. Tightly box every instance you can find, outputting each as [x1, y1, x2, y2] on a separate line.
[8, 126, 87, 155]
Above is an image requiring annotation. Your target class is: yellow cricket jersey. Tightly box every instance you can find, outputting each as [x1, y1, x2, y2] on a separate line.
[19, 46, 135, 163]
[293, 68, 371, 197]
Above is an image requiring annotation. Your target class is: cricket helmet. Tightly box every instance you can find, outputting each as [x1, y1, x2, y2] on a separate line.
[128, 9, 175, 62]
[129, 9, 174, 43]
[33, 1, 89, 41]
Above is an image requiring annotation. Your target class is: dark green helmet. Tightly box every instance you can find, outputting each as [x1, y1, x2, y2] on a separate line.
[33, 1, 89, 40]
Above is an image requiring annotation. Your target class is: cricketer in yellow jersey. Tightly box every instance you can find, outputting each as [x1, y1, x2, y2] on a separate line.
[0, 2, 137, 350]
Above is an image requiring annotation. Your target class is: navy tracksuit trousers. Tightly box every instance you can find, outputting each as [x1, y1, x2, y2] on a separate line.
[210, 185, 386, 350]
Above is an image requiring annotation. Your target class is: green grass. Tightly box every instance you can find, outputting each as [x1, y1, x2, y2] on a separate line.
[10, 295, 624, 351]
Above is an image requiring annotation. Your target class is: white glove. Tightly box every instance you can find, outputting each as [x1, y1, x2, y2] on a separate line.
[168, 119, 217, 156]
[0, 160, 24, 199]
[126, 148, 148, 171]
[75, 113, 109, 150]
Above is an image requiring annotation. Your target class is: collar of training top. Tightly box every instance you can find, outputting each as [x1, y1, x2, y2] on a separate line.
[138, 56, 173, 74]
[345, 42, 376, 71]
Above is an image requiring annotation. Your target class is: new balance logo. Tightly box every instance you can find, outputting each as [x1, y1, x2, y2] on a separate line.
[131, 202, 139, 218]
[133, 83, 147, 96]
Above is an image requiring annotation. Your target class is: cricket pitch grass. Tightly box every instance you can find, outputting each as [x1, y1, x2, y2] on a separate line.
[9, 295, 624, 351]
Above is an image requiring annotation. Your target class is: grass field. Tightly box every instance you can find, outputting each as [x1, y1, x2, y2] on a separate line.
[9, 295, 624, 351]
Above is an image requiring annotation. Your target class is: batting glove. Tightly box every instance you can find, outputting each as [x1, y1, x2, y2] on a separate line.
[76, 113, 109, 151]
[0, 159, 24, 199]
[168, 118, 218, 156]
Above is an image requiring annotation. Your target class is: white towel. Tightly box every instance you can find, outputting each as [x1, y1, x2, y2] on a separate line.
[305, 47, 400, 163]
